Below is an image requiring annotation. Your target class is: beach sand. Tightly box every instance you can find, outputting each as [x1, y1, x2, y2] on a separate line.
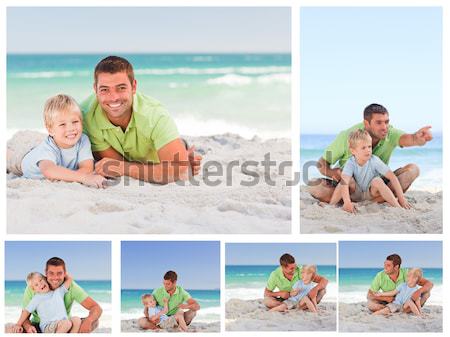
[225, 299, 336, 331]
[7, 131, 291, 234]
[300, 186, 442, 233]
[120, 319, 220, 333]
[3, 323, 111, 334]
[339, 302, 442, 332]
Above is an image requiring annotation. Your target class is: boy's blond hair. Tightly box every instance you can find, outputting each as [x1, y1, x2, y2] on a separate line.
[302, 264, 317, 274]
[408, 268, 423, 280]
[26, 272, 44, 285]
[348, 129, 372, 149]
[141, 293, 154, 301]
[43, 94, 82, 130]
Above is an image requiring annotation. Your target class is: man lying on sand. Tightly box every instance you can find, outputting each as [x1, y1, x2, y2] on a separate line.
[264, 254, 328, 311]
[367, 254, 433, 314]
[329, 129, 411, 213]
[308, 103, 433, 204]
[81, 56, 202, 184]
[138, 271, 200, 332]
[5, 257, 102, 333]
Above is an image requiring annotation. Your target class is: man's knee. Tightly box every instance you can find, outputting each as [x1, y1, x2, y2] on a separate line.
[367, 300, 385, 312]
[307, 180, 334, 203]
[263, 296, 278, 308]
[58, 319, 72, 331]
[420, 291, 431, 306]
[138, 317, 150, 329]
[407, 163, 420, 178]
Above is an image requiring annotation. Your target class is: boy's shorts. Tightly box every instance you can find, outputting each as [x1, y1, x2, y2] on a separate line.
[387, 303, 402, 313]
[43, 320, 61, 333]
[283, 299, 298, 310]
[157, 315, 178, 329]
[351, 184, 372, 202]
[7, 131, 46, 176]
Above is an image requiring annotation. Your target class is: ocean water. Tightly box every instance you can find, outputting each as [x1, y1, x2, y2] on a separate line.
[300, 134, 442, 191]
[7, 53, 291, 139]
[339, 268, 443, 305]
[121, 289, 220, 324]
[226, 265, 337, 302]
[4, 280, 112, 329]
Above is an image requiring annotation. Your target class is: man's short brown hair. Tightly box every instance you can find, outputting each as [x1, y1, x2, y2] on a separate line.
[94, 55, 135, 86]
[164, 270, 178, 282]
[46, 257, 66, 272]
[386, 254, 402, 267]
[279, 253, 295, 267]
[363, 103, 388, 122]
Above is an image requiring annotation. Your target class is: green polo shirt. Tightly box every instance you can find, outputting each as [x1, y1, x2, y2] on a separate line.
[370, 268, 408, 292]
[22, 281, 89, 324]
[322, 122, 405, 168]
[81, 92, 180, 164]
[152, 286, 191, 316]
[266, 265, 303, 292]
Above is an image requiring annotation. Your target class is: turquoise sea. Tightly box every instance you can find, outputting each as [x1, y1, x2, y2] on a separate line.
[7, 53, 291, 139]
[4, 280, 112, 328]
[301, 133, 442, 191]
[339, 268, 443, 304]
[226, 265, 337, 301]
[121, 288, 220, 324]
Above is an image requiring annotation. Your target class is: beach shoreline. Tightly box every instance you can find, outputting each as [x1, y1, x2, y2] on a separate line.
[225, 298, 336, 331]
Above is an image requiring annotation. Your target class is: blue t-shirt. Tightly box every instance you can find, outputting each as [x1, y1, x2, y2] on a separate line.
[288, 280, 315, 302]
[148, 306, 168, 322]
[342, 155, 390, 192]
[393, 283, 419, 305]
[25, 286, 68, 331]
[21, 134, 94, 179]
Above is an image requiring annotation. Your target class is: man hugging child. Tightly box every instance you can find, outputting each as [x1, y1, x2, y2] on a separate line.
[270, 265, 318, 313]
[7, 94, 106, 188]
[142, 294, 188, 332]
[330, 129, 411, 213]
[373, 268, 424, 317]
[12, 272, 81, 333]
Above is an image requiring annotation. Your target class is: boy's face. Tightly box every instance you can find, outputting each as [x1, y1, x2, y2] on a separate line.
[47, 110, 83, 149]
[94, 71, 136, 121]
[30, 275, 50, 294]
[407, 272, 419, 286]
[350, 139, 372, 162]
[143, 296, 157, 308]
[301, 270, 313, 283]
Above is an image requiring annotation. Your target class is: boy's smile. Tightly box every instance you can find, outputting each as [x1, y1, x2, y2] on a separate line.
[48, 111, 83, 149]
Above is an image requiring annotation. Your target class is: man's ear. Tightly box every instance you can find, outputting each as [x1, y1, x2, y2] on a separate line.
[363, 119, 370, 130]
[132, 79, 137, 94]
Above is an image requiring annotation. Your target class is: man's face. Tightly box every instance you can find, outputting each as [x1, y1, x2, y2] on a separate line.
[45, 265, 66, 290]
[364, 113, 390, 140]
[94, 71, 136, 121]
[282, 263, 297, 277]
[163, 279, 176, 292]
[383, 260, 398, 275]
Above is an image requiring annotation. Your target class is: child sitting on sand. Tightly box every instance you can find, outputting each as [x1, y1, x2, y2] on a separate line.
[7, 94, 106, 188]
[373, 268, 424, 317]
[142, 294, 187, 331]
[269, 265, 318, 313]
[329, 129, 411, 213]
[12, 272, 81, 333]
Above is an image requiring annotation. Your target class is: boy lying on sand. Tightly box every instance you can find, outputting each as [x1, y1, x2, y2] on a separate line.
[330, 129, 411, 213]
[7, 94, 106, 188]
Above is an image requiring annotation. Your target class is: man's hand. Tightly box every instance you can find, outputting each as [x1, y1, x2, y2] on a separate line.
[343, 201, 356, 214]
[278, 291, 290, 300]
[12, 324, 24, 333]
[95, 158, 124, 178]
[330, 168, 342, 182]
[187, 146, 202, 176]
[411, 289, 422, 302]
[24, 325, 37, 333]
[414, 126, 433, 146]
[289, 288, 300, 297]
[178, 303, 190, 310]
[79, 317, 95, 333]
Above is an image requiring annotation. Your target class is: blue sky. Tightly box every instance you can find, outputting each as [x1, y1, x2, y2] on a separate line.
[339, 241, 442, 268]
[7, 7, 290, 53]
[121, 241, 220, 290]
[5, 241, 111, 280]
[226, 243, 336, 265]
[301, 7, 442, 134]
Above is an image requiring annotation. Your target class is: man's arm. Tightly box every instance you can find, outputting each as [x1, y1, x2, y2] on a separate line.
[309, 273, 328, 298]
[178, 298, 200, 311]
[317, 157, 342, 182]
[411, 277, 434, 301]
[398, 126, 433, 147]
[63, 274, 73, 290]
[264, 287, 290, 300]
[78, 297, 103, 333]
[367, 289, 394, 303]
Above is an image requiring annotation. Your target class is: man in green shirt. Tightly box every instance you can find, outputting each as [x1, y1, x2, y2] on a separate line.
[308, 103, 433, 203]
[10, 257, 102, 333]
[138, 270, 200, 331]
[81, 56, 202, 184]
[367, 254, 433, 312]
[263, 253, 329, 309]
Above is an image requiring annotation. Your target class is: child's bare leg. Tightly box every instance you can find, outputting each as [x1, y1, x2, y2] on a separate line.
[370, 177, 400, 207]
[55, 319, 73, 333]
[299, 296, 317, 313]
[311, 296, 319, 311]
[175, 311, 188, 332]
[403, 300, 422, 317]
[69, 317, 81, 333]
[329, 182, 345, 205]
[269, 303, 288, 312]
[373, 307, 391, 315]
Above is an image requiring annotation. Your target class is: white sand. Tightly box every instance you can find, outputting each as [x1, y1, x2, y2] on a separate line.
[4, 323, 110, 334]
[339, 302, 442, 332]
[120, 319, 220, 333]
[300, 186, 442, 233]
[225, 299, 336, 331]
[7, 132, 291, 234]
